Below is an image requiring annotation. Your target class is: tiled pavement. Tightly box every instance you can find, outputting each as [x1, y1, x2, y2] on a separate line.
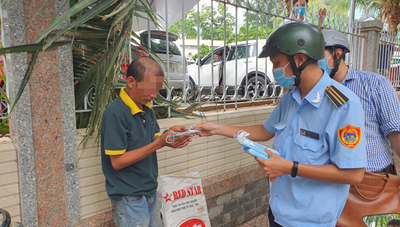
[237, 212, 270, 227]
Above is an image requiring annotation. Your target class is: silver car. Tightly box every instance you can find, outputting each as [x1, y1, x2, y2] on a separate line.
[132, 30, 194, 97]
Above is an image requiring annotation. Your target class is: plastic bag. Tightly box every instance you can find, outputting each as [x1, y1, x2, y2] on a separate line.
[235, 130, 279, 159]
[157, 172, 211, 227]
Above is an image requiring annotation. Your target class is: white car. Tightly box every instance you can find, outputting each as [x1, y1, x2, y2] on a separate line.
[187, 40, 277, 98]
[131, 30, 194, 97]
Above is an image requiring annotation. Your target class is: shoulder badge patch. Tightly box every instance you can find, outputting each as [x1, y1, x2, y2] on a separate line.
[325, 85, 349, 108]
[338, 124, 361, 150]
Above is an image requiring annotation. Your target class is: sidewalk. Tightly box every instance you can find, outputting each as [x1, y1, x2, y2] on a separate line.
[237, 212, 269, 227]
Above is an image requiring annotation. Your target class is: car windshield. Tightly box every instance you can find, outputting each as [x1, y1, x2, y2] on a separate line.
[142, 38, 182, 56]
[230, 45, 254, 60]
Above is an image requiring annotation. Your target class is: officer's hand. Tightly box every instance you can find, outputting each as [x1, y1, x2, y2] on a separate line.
[255, 148, 292, 179]
[169, 125, 196, 138]
[191, 123, 217, 137]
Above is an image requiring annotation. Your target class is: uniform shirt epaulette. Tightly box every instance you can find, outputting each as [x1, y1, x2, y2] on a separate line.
[324, 85, 349, 108]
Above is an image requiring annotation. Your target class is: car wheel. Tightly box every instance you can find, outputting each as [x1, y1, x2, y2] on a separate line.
[0, 82, 7, 118]
[188, 77, 197, 100]
[85, 87, 95, 108]
[246, 76, 270, 98]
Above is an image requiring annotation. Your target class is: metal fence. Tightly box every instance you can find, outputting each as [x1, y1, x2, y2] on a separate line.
[377, 29, 400, 88]
[127, 0, 367, 113]
[0, 0, 381, 121]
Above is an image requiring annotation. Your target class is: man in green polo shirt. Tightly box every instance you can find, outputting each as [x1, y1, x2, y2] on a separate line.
[101, 57, 192, 226]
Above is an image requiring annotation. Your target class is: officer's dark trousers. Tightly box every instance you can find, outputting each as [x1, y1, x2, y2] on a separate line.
[268, 207, 283, 227]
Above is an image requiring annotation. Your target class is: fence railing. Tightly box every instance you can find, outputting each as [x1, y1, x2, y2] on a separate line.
[377, 29, 400, 88]
[5, 0, 398, 121]
[68, 0, 368, 115]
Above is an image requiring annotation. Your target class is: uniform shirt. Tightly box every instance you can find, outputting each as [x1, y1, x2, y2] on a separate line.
[342, 66, 400, 172]
[101, 87, 160, 201]
[263, 72, 366, 227]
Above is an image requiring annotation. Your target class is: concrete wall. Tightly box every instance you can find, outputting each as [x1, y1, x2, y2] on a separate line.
[0, 137, 21, 223]
[207, 177, 269, 226]
[0, 106, 275, 226]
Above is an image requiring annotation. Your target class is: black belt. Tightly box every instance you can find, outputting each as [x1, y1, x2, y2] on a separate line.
[374, 165, 395, 174]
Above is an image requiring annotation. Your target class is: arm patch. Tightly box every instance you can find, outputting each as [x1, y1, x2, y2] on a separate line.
[325, 85, 349, 108]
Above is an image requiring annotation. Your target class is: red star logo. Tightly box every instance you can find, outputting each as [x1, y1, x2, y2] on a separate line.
[163, 192, 172, 202]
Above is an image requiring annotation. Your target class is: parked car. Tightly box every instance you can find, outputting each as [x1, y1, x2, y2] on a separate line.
[187, 40, 277, 98]
[126, 30, 194, 97]
[79, 30, 193, 110]
[390, 56, 400, 85]
[187, 58, 196, 65]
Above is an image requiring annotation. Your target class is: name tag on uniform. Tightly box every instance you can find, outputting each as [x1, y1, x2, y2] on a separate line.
[300, 129, 319, 140]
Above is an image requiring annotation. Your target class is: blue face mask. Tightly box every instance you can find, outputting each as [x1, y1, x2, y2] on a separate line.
[272, 62, 295, 88]
[295, 7, 306, 16]
[317, 53, 333, 75]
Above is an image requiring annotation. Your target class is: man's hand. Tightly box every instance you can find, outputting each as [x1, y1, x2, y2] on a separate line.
[255, 148, 292, 179]
[319, 8, 326, 17]
[169, 125, 189, 133]
[191, 123, 218, 137]
[158, 125, 192, 148]
[318, 8, 326, 29]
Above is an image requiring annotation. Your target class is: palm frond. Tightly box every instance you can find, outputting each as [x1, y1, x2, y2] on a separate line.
[1, 0, 203, 141]
[0, 42, 68, 55]
[8, 50, 40, 115]
[42, 0, 120, 50]
[36, 0, 101, 43]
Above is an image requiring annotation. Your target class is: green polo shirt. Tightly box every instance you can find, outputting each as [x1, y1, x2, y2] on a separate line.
[101, 87, 160, 201]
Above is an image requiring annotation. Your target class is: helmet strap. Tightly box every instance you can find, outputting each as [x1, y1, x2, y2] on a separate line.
[329, 47, 349, 78]
[288, 55, 313, 86]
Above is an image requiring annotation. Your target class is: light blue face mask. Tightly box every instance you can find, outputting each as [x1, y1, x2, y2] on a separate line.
[295, 7, 306, 16]
[317, 53, 333, 75]
[272, 62, 295, 88]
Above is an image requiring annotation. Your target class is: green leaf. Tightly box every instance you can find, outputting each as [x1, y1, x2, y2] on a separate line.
[0, 42, 68, 55]
[42, 0, 119, 50]
[0, 84, 10, 104]
[8, 50, 40, 116]
[0, 122, 9, 134]
[37, 0, 101, 42]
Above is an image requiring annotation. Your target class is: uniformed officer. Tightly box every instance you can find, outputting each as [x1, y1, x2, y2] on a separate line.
[319, 29, 400, 174]
[193, 22, 366, 227]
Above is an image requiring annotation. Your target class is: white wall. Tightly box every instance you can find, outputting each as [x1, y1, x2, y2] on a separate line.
[76, 106, 274, 220]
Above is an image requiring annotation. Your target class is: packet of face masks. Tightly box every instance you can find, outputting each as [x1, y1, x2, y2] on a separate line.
[234, 130, 279, 159]
[167, 129, 200, 138]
